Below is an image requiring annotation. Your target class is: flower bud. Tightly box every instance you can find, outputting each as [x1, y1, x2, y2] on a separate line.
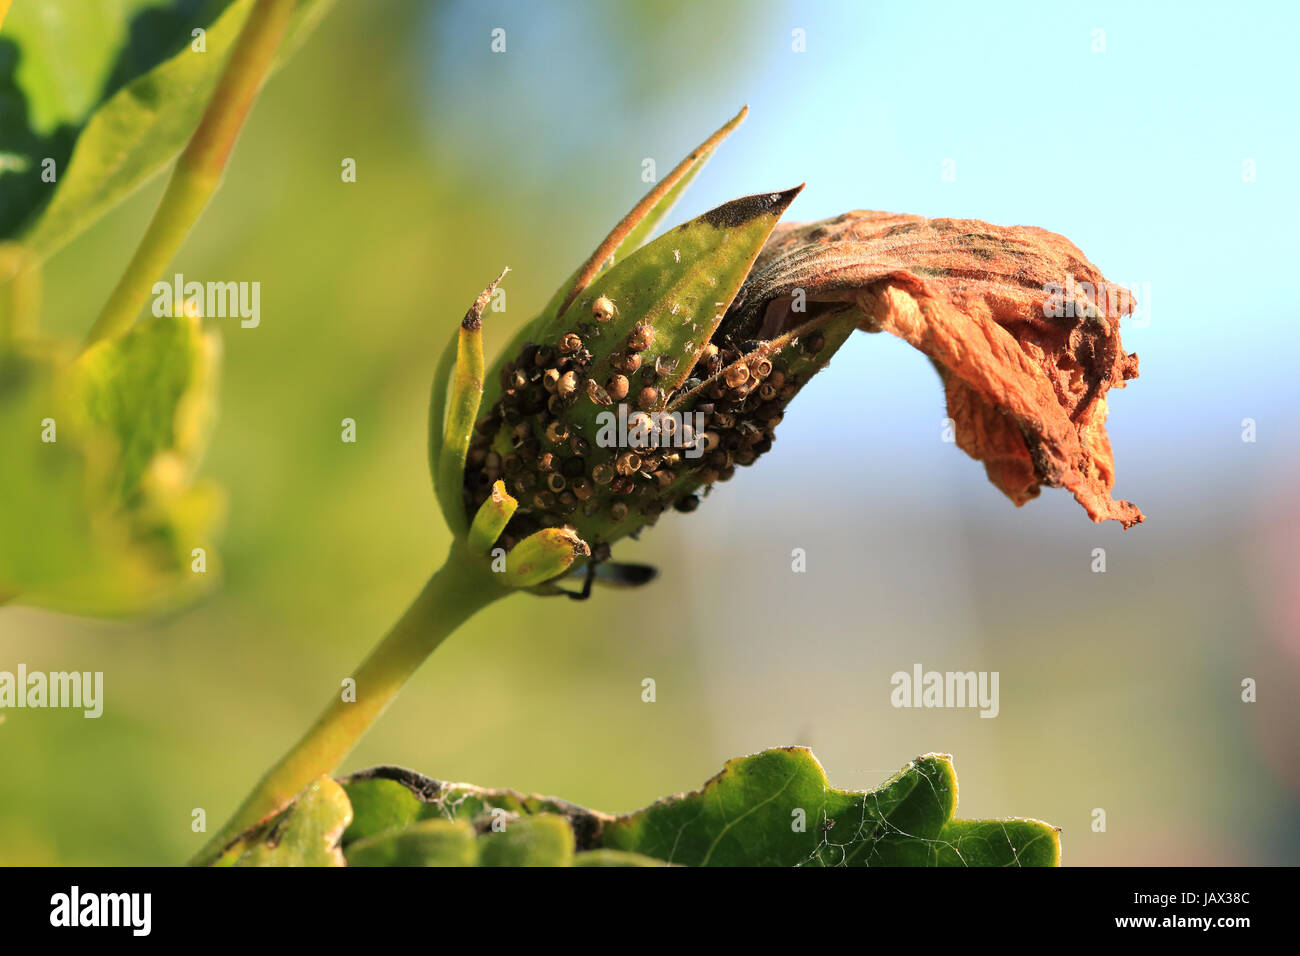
[432, 108, 1142, 600]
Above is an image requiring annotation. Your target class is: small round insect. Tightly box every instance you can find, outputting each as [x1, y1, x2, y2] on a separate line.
[613, 352, 642, 375]
[606, 373, 630, 402]
[592, 296, 617, 322]
[626, 324, 654, 352]
[544, 420, 569, 445]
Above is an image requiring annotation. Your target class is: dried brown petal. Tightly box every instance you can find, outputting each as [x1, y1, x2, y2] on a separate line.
[728, 211, 1143, 527]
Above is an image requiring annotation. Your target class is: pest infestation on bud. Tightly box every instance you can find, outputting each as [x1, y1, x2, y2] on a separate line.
[428, 105, 1143, 598]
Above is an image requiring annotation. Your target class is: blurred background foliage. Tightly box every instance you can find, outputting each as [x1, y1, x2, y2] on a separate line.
[2, 0, 1297, 864]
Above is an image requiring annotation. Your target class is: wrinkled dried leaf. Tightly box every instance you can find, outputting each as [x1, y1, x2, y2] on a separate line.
[727, 211, 1143, 526]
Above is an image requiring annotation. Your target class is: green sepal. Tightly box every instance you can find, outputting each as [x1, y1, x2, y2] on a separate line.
[432, 268, 506, 536]
[502, 527, 589, 589]
[466, 479, 518, 556]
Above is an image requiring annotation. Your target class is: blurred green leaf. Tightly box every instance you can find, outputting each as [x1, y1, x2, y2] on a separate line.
[0, 312, 223, 615]
[0, 0, 237, 241]
[70, 309, 218, 498]
[5, 0, 333, 258]
[345, 818, 478, 867]
[3, 1, 233, 137]
[328, 749, 1059, 867]
[234, 776, 351, 867]
[477, 814, 575, 867]
[340, 775, 426, 845]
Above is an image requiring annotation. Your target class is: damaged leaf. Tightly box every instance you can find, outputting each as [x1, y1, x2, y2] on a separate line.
[330, 748, 1059, 867]
[600, 748, 1059, 866]
[726, 211, 1143, 526]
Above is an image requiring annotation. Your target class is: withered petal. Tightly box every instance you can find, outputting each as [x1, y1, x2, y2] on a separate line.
[729, 211, 1143, 527]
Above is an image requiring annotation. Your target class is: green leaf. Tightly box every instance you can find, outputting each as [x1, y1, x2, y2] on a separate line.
[329, 749, 1059, 867]
[600, 748, 1061, 866]
[7, 0, 333, 258]
[234, 776, 352, 867]
[3, 1, 232, 138]
[931, 820, 1062, 867]
[70, 310, 219, 498]
[339, 766, 602, 849]
[345, 818, 478, 867]
[339, 774, 427, 845]
[0, 312, 223, 615]
[478, 814, 575, 867]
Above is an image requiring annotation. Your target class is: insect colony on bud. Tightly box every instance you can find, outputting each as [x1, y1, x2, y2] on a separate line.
[463, 290, 832, 558]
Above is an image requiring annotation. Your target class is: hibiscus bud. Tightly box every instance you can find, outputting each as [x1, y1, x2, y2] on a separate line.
[428, 107, 1143, 597]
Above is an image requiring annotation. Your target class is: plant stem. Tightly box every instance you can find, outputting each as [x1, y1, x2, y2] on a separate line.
[190, 545, 505, 865]
[84, 0, 296, 348]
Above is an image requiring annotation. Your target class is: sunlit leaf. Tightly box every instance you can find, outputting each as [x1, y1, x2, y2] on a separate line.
[3, 0, 229, 137]
[7, 0, 333, 257]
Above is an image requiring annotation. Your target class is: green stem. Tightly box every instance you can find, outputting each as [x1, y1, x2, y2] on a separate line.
[84, 0, 296, 347]
[190, 545, 505, 865]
